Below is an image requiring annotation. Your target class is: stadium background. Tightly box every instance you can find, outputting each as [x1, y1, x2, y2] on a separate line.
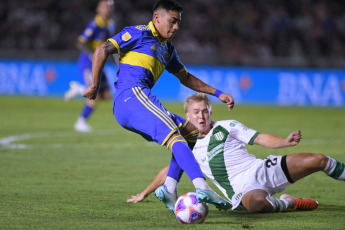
[0, 0, 344, 107]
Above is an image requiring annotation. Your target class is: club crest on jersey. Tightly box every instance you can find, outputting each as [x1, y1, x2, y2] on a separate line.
[150, 45, 156, 50]
[122, 32, 131, 41]
[214, 131, 224, 141]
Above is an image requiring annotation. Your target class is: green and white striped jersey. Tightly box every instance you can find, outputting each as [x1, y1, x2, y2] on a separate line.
[193, 120, 259, 201]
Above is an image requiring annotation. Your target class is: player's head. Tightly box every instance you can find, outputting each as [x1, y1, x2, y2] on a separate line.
[184, 93, 212, 134]
[97, 0, 114, 19]
[152, 0, 183, 40]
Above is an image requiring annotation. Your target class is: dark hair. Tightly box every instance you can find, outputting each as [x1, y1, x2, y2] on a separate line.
[153, 0, 183, 13]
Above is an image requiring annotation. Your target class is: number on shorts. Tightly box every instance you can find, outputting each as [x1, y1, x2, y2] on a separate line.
[265, 157, 277, 168]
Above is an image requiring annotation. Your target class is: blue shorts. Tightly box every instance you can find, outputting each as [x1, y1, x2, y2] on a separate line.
[78, 53, 109, 91]
[113, 87, 188, 145]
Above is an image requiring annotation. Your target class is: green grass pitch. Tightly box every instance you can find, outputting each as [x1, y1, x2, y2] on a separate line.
[1, 96, 345, 229]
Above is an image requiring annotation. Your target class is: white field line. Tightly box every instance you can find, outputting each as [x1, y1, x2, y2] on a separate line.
[0, 130, 156, 149]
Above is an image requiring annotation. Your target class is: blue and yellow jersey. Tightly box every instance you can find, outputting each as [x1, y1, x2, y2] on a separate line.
[108, 21, 185, 98]
[78, 14, 115, 52]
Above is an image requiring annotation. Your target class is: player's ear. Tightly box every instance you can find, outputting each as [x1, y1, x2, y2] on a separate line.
[153, 12, 159, 23]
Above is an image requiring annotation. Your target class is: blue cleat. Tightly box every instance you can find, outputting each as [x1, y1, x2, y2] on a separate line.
[155, 185, 177, 214]
[196, 188, 232, 211]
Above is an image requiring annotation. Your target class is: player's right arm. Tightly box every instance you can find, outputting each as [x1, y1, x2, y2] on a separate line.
[82, 41, 118, 100]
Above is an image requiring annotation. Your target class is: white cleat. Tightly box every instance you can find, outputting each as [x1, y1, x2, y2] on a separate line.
[64, 81, 85, 102]
[74, 118, 92, 133]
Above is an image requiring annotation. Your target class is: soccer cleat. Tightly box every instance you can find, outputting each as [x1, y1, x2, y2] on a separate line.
[196, 188, 232, 211]
[280, 194, 318, 211]
[64, 81, 85, 102]
[74, 118, 92, 133]
[154, 185, 177, 214]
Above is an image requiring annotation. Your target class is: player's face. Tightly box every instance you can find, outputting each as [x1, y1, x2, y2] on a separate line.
[155, 10, 181, 40]
[97, 0, 113, 19]
[186, 101, 212, 136]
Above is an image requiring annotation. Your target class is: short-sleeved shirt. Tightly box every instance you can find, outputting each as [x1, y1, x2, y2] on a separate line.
[108, 21, 185, 99]
[78, 14, 115, 53]
[192, 120, 259, 200]
[77, 14, 115, 87]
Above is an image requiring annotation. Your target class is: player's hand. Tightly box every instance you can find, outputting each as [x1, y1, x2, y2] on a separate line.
[286, 130, 302, 147]
[219, 93, 235, 111]
[82, 85, 98, 100]
[126, 193, 146, 203]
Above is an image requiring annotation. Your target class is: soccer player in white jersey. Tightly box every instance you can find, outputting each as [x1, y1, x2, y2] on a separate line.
[128, 93, 345, 213]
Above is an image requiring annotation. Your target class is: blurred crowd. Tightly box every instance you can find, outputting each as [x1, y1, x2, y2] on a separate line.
[1, 0, 345, 66]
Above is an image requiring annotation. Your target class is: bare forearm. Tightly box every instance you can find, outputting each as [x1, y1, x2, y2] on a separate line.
[181, 73, 216, 95]
[254, 130, 301, 149]
[91, 44, 109, 88]
[254, 133, 288, 149]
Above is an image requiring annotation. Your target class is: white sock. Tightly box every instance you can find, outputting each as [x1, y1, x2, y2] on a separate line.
[266, 195, 294, 212]
[192, 177, 212, 190]
[324, 156, 345, 180]
[164, 176, 178, 197]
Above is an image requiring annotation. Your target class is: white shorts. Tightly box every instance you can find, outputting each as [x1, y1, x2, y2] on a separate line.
[231, 155, 292, 210]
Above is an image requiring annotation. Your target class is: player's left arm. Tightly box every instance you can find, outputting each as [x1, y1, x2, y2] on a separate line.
[174, 69, 235, 110]
[82, 40, 117, 100]
[253, 130, 302, 149]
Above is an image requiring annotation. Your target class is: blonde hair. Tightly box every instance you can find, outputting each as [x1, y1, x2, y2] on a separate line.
[184, 93, 212, 113]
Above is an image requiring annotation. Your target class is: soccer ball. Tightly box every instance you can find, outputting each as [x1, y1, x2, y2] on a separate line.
[175, 192, 209, 224]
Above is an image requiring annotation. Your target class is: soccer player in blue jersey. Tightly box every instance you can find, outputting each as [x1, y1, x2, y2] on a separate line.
[82, 0, 235, 212]
[64, 0, 116, 132]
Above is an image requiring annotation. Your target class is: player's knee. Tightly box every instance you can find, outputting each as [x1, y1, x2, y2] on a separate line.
[311, 153, 329, 169]
[246, 196, 272, 213]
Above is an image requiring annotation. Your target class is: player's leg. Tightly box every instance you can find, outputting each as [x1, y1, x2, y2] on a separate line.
[241, 189, 318, 213]
[154, 155, 182, 213]
[74, 72, 109, 132]
[286, 153, 345, 182]
[64, 81, 85, 101]
[165, 132, 231, 210]
[65, 55, 90, 102]
[74, 97, 99, 133]
[158, 119, 198, 198]
[179, 120, 199, 150]
[241, 189, 293, 213]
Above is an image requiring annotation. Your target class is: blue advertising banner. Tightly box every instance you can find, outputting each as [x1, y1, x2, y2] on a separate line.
[1, 59, 344, 107]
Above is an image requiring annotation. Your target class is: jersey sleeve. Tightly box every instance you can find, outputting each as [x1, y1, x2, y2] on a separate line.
[107, 27, 139, 54]
[78, 20, 97, 43]
[227, 120, 259, 145]
[165, 46, 185, 74]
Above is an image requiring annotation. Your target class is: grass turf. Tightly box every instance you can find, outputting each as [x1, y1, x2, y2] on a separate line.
[1, 96, 345, 229]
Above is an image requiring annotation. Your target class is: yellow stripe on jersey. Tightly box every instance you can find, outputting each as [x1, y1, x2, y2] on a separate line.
[135, 87, 176, 129]
[95, 14, 107, 27]
[166, 135, 187, 150]
[107, 38, 120, 54]
[119, 51, 165, 82]
[88, 40, 104, 51]
[179, 120, 189, 131]
[133, 87, 176, 130]
[132, 87, 174, 130]
[162, 129, 179, 147]
[184, 129, 199, 143]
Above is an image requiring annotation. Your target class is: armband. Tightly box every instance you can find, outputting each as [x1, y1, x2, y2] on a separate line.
[214, 89, 223, 98]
